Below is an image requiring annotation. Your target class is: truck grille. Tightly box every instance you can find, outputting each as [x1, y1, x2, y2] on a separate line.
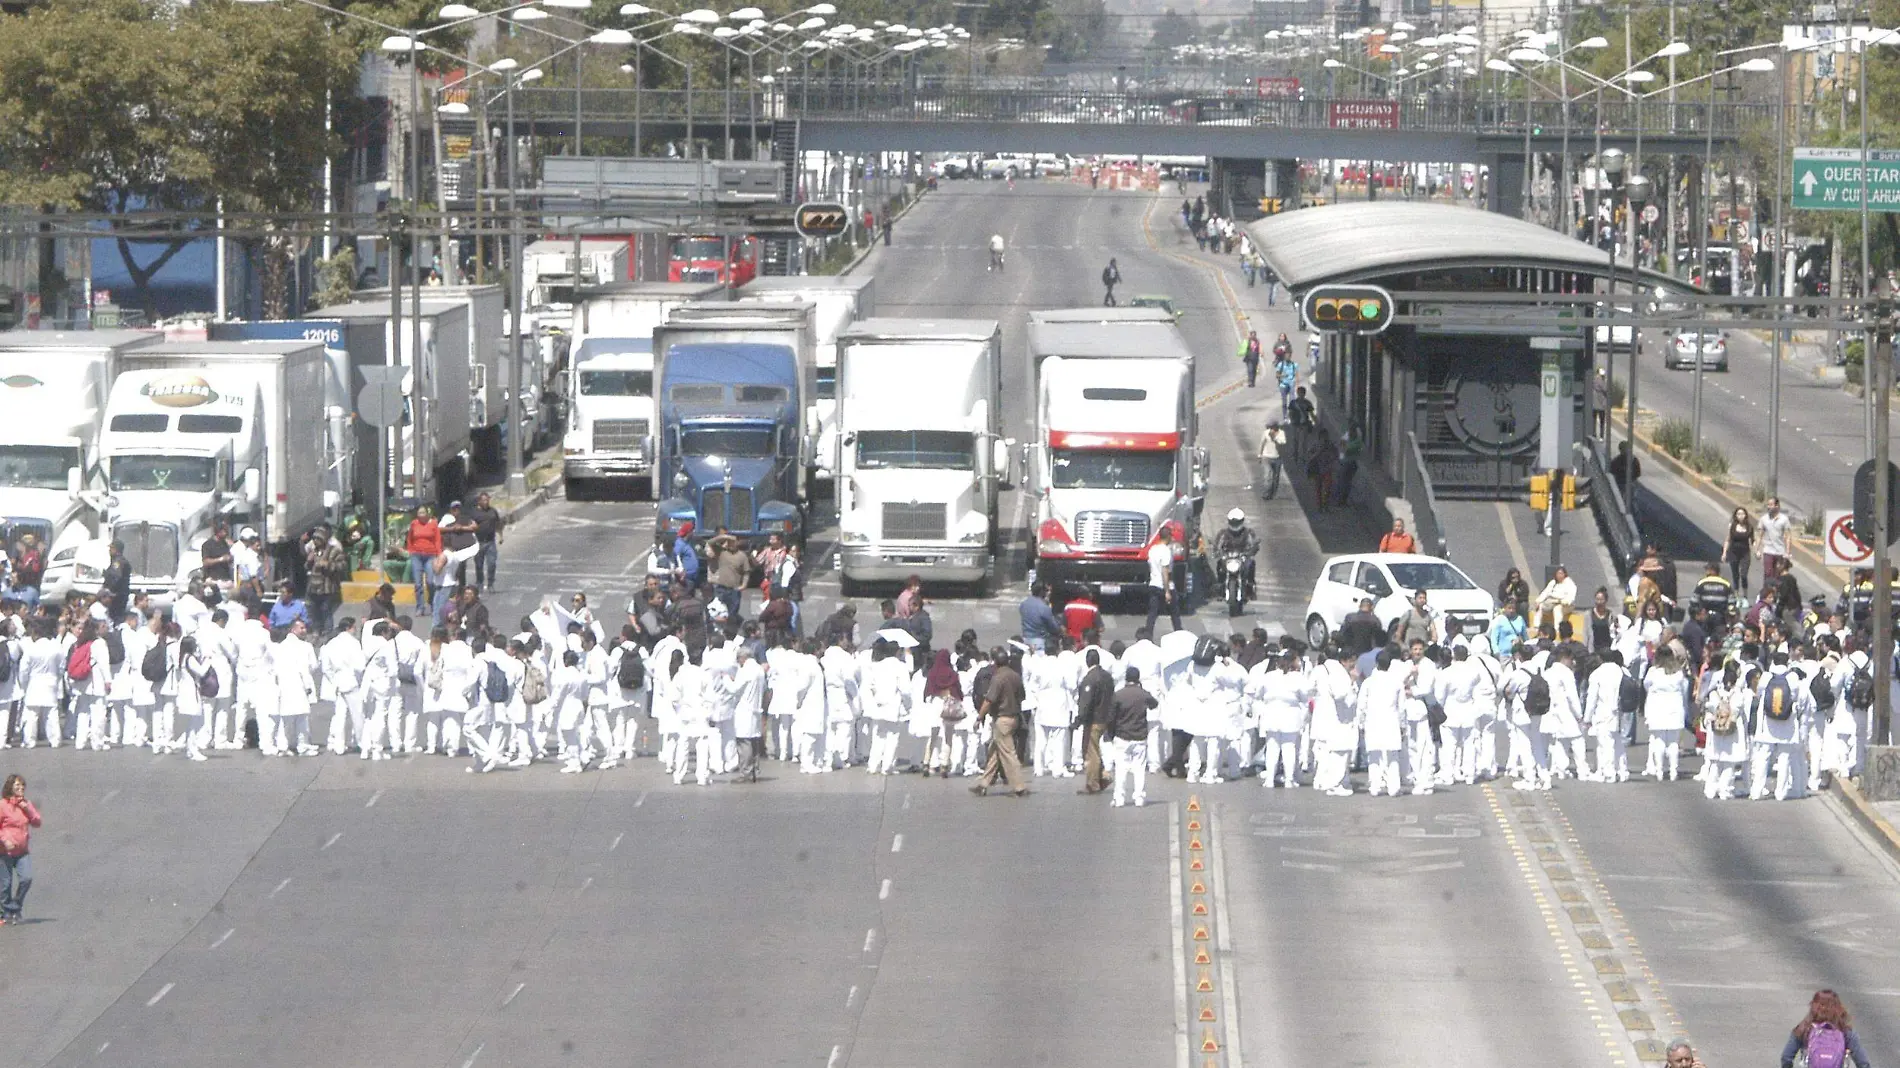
[728, 487, 756, 531]
[882, 502, 946, 541]
[591, 419, 647, 453]
[114, 521, 179, 583]
[1073, 511, 1150, 549]
[679, 268, 719, 283]
[700, 488, 726, 532]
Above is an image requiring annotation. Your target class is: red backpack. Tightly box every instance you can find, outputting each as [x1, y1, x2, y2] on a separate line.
[66, 640, 93, 682]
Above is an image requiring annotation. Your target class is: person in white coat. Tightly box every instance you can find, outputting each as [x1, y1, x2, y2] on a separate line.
[726, 644, 767, 781]
[1499, 645, 1542, 785]
[1435, 644, 1496, 786]
[861, 639, 912, 775]
[432, 628, 476, 756]
[1823, 648, 1869, 785]
[820, 637, 861, 769]
[1401, 642, 1439, 795]
[17, 619, 62, 748]
[648, 631, 687, 773]
[551, 650, 591, 772]
[1583, 650, 1631, 782]
[574, 631, 616, 769]
[701, 638, 739, 774]
[469, 638, 521, 772]
[790, 638, 829, 772]
[232, 616, 276, 752]
[358, 621, 402, 760]
[1025, 643, 1077, 779]
[390, 617, 427, 754]
[140, 616, 185, 755]
[1180, 645, 1247, 785]
[1642, 649, 1692, 781]
[173, 635, 214, 761]
[1249, 649, 1312, 788]
[270, 622, 318, 756]
[68, 620, 111, 751]
[764, 635, 803, 763]
[672, 651, 716, 786]
[1702, 661, 1751, 799]
[605, 633, 647, 763]
[1311, 647, 1361, 796]
[1749, 652, 1809, 799]
[1539, 645, 1588, 783]
[195, 611, 237, 751]
[0, 622, 19, 749]
[1118, 629, 1166, 771]
[320, 618, 368, 755]
[1356, 648, 1408, 796]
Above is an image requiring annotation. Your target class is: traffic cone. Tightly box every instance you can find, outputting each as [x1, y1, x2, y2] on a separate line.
[1195, 945, 1211, 965]
[1193, 925, 1209, 941]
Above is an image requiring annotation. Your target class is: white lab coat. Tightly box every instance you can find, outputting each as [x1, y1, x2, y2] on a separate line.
[18, 636, 61, 708]
[1248, 663, 1312, 736]
[1356, 665, 1407, 752]
[860, 655, 912, 726]
[1539, 662, 1585, 740]
[272, 636, 317, 719]
[1643, 667, 1691, 733]
[728, 658, 766, 739]
[1311, 660, 1360, 751]
[1437, 657, 1495, 731]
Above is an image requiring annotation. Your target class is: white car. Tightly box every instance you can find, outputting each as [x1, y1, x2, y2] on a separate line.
[1302, 553, 1495, 648]
[1665, 329, 1728, 371]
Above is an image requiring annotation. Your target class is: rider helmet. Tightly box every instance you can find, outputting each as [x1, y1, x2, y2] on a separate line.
[1226, 508, 1245, 530]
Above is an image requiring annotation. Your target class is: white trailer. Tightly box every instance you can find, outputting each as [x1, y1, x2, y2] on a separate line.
[1024, 308, 1207, 598]
[735, 274, 876, 485]
[87, 341, 329, 601]
[835, 318, 1006, 591]
[523, 238, 630, 308]
[563, 281, 728, 497]
[0, 330, 161, 602]
[357, 284, 508, 476]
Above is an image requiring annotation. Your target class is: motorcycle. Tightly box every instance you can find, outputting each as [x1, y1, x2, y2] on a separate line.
[1221, 551, 1250, 617]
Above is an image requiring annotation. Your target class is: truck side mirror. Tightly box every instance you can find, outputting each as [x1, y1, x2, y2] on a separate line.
[992, 438, 1015, 490]
[66, 466, 81, 498]
[1191, 447, 1210, 497]
[242, 468, 262, 506]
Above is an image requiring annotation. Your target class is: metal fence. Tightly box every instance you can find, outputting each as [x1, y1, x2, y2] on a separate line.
[1402, 432, 1450, 560]
[1582, 436, 1642, 578]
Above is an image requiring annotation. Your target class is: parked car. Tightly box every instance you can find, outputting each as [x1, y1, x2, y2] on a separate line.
[1302, 553, 1495, 648]
[1129, 294, 1183, 320]
[1664, 329, 1729, 371]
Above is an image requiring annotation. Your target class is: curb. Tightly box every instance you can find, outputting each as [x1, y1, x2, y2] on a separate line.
[1831, 775, 1900, 863]
[840, 183, 927, 277]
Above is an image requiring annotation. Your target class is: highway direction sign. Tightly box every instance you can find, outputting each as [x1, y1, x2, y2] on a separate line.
[1792, 147, 1900, 212]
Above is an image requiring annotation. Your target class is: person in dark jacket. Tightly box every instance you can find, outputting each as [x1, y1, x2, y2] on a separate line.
[1780, 989, 1871, 1068]
[1104, 667, 1159, 807]
[1073, 650, 1116, 794]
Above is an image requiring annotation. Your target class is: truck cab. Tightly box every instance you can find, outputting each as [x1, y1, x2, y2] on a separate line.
[667, 233, 759, 287]
[654, 341, 807, 546]
[95, 369, 264, 601]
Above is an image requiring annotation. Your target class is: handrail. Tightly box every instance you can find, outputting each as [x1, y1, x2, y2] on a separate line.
[1402, 431, 1450, 560]
[1582, 436, 1641, 578]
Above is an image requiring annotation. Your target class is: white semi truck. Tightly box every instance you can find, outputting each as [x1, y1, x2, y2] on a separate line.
[357, 284, 511, 477]
[1025, 308, 1207, 598]
[562, 281, 727, 498]
[734, 274, 876, 487]
[523, 238, 630, 308]
[85, 341, 330, 603]
[0, 330, 162, 602]
[835, 318, 1006, 592]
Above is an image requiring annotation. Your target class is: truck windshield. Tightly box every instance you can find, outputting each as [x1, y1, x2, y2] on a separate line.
[681, 427, 774, 457]
[1050, 448, 1174, 491]
[0, 445, 78, 490]
[579, 370, 653, 397]
[110, 456, 217, 493]
[856, 430, 975, 470]
[670, 237, 726, 261]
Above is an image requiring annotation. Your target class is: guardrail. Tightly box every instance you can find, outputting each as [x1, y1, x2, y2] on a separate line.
[504, 85, 1768, 140]
[1582, 436, 1642, 578]
[1402, 431, 1450, 559]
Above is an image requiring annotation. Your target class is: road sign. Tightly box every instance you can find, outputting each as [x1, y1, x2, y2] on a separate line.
[794, 202, 849, 238]
[1255, 76, 1300, 99]
[1791, 147, 1900, 212]
[1641, 204, 1660, 224]
[1826, 510, 1874, 569]
[1328, 101, 1399, 130]
[356, 367, 405, 430]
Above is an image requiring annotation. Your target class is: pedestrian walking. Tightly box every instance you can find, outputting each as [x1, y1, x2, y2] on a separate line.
[471, 492, 504, 592]
[1239, 330, 1262, 387]
[1780, 990, 1872, 1068]
[1257, 422, 1287, 500]
[1758, 497, 1793, 589]
[1101, 258, 1121, 306]
[0, 773, 40, 924]
[1724, 506, 1756, 596]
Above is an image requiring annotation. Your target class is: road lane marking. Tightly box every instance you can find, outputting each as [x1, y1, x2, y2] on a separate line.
[365, 789, 383, 808]
[610, 833, 624, 851]
[461, 1044, 485, 1068]
[862, 928, 877, 953]
[269, 878, 291, 897]
[634, 791, 648, 807]
[146, 983, 174, 1007]
[579, 876, 593, 893]
[101, 789, 119, 803]
[879, 878, 892, 900]
[890, 833, 903, 853]
[1495, 501, 1533, 580]
[827, 1045, 843, 1068]
[321, 832, 342, 851]
[846, 985, 859, 1009]
[1208, 807, 1243, 1061]
[503, 983, 525, 1007]
[210, 928, 234, 950]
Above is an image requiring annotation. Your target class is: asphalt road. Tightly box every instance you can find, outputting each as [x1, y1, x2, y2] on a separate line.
[4, 182, 1900, 1068]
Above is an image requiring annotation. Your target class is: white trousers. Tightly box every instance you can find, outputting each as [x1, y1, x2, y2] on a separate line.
[827, 720, 858, 767]
[1704, 759, 1745, 799]
[1645, 729, 1681, 780]
[1315, 749, 1352, 793]
[867, 722, 902, 774]
[1367, 748, 1402, 796]
[73, 695, 107, 750]
[1438, 726, 1475, 784]
[22, 703, 58, 747]
[1591, 727, 1628, 781]
[1111, 739, 1148, 805]
[1034, 723, 1072, 776]
[771, 713, 797, 760]
[1405, 721, 1436, 792]
[1186, 735, 1225, 783]
[1749, 741, 1804, 800]
[1548, 735, 1587, 778]
[328, 690, 365, 753]
[798, 731, 827, 772]
[1262, 730, 1301, 787]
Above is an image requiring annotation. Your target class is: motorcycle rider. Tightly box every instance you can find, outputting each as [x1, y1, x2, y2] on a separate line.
[1212, 507, 1260, 600]
[989, 234, 1006, 271]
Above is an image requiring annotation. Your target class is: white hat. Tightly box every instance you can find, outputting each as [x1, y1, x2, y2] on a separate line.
[239, 526, 259, 540]
[88, 602, 109, 621]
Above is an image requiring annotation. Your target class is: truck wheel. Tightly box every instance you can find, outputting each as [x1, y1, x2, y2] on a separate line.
[840, 574, 864, 599]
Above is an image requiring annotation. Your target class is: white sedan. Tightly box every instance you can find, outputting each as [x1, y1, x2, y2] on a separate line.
[1302, 553, 1496, 648]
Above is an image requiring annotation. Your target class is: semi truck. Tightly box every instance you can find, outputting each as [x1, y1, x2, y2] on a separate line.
[835, 318, 1006, 593]
[523, 238, 630, 308]
[651, 301, 817, 544]
[0, 330, 162, 602]
[310, 298, 472, 506]
[735, 274, 876, 488]
[85, 341, 330, 603]
[356, 284, 509, 477]
[1024, 308, 1207, 598]
[207, 319, 361, 523]
[562, 281, 728, 498]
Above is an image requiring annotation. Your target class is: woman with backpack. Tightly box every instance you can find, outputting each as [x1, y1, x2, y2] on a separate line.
[1780, 990, 1871, 1068]
[1642, 649, 1691, 781]
[174, 636, 214, 762]
[1701, 662, 1750, 799]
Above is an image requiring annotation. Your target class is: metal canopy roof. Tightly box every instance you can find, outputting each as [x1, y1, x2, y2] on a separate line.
[1247, 201, 1692, 292]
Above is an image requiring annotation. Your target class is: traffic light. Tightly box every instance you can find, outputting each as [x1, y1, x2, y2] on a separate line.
[1529, 471, 1578, 512]
[1561, 472, 1577, 511]
[1529, 471, 1550, 513]
[1301, 284, 1394, 335]
[1258, 197, 1283, 216]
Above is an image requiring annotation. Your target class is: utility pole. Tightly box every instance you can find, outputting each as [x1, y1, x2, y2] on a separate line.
[1874, 293, 1894, 747]
[1770, 48, 1787, 495]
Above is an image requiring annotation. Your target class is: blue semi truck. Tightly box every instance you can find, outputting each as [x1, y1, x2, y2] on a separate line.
[651, 302, 817, 547]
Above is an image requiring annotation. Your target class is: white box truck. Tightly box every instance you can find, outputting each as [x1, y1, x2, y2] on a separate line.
[735, 274, 875, 487]
[563, 281, 727, 499]
[84, 341, 329, 602]
[523, 238, 630, 309]
[835, 318, 1007, 593]
[357, 284, 508, 477]
[1024, 308, 1208, 598]
[0, 330, 162, 602]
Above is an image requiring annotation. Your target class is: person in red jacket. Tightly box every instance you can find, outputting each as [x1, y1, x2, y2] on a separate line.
[1062, 588, 1101, 648]
[0, 773, 41, 925]
[404, 505, 443, 609]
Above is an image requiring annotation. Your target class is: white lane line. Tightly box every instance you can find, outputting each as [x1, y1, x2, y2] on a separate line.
[890, 833, 904, 853]
[579, 876, 593, 893]
[503, 982, 526, 1007]
[1210, 808, 1243, 1063]
[901, 792, 911, 810]
[321, 832, 342, 851]
[1168, 803, 1189, 1068]
[879, 878, 892, 900]
[846, 985, 859, 1009]
[827, 1045, 844, 1068]
[862, 928, 877, 953]
[98, 1043, 109, 1055]
[210, 928, 234, 950]
[634, 791, 648, 807]
[365, 789, 384, 808]
[610, 833, 624, 851]
[461, 1043, 486, 1068]
[145, 983, 175, 1007]
[1495, 500, 1532, 580]
[269, 878, 291, 898]
[101, 789, 119, 803]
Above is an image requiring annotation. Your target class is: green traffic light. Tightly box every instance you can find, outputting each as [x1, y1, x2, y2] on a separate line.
[1358, 299, 1381, 320]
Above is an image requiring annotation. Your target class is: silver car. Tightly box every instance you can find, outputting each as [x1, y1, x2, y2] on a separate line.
[1665, 329, 1728, 371]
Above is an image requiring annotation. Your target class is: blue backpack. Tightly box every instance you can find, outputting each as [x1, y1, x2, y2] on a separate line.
[483, 660, 512, 705]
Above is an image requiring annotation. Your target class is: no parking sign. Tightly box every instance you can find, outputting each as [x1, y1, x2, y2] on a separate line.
[1825, 509, 1874, 569]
